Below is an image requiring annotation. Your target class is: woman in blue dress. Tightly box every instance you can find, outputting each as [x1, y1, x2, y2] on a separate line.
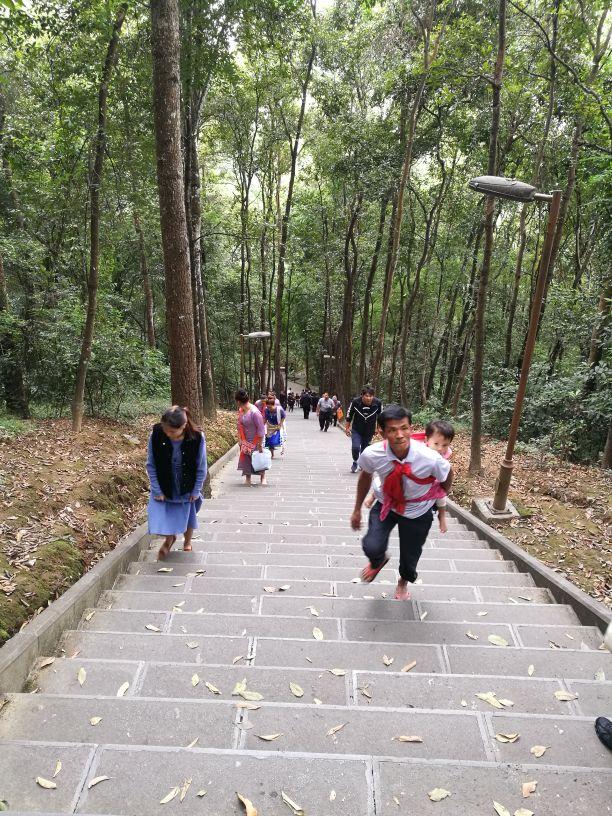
[146, 405, 207, 560]
[264, 397, 286, 458]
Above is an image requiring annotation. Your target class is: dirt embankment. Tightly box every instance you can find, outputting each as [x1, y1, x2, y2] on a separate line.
[0, 412, 237, 643]
[450, 431, 612, 609]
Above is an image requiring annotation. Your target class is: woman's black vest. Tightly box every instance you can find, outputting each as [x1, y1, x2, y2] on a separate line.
[151, 424, 202, 499]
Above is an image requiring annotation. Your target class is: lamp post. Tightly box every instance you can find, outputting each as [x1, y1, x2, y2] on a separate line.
[468, 176, 562, 516]
[323, 353, 336, 392]
[240, 331, 271, 389]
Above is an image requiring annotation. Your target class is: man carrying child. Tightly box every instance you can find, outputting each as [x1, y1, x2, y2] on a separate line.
[350, 405, 453, 601]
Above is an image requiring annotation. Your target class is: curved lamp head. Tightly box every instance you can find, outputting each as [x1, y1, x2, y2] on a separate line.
[469, 176, 539, 202]
[246, 331, 271, 340]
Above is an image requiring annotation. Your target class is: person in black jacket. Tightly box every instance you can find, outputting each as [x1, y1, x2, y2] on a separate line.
[299, 390, 311, 419]
[345, 386, 383, 472]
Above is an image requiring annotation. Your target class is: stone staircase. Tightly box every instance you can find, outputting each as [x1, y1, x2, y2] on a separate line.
[1, 414, 611, 814]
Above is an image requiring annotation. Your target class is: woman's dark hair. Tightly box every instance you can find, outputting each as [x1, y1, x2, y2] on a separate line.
[161, 405, 201, 439]
[235, 388, 250, 404]
[361, 386, 375, 396]
[378, 404, 412, 430]
[425, 419, 455, 442]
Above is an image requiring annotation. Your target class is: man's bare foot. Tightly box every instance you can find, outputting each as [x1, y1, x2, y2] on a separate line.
[394, 579, 411, 601]
[157, 535, 176, 561]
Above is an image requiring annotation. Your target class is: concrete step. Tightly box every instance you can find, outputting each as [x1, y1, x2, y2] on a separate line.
[446, 644, 612, 679]
[30, 657, 140, 697]
[337, 581, 552, 602]
[262, 566, 535, 585]
[114, 573, 334, 596]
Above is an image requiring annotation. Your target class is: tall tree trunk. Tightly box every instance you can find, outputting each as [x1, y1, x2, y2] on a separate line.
[133, 212, 156, 347]
[469, 0, 506, 474]
[358, 195, 388, 386]
[336, 194, 362, 405]
[150, 0, 200, 419]
[371, 193, 398, 391]
[273, 43, 316, 393]
[0, 250, 29, 417]
[72, 4, 127, 432]
[603, 418, 612, 470]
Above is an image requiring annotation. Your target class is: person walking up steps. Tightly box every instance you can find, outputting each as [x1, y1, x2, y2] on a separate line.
[235, 388, 267, 486]
[300, 389, 312, 419]
[147, 405, 207, 561]
[317, 391, 334, 431]
[350, 404, 453, 601]
[345, 386, 382, 472]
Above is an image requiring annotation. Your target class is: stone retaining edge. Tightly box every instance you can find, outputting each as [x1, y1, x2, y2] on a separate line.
[448, 498, 611, 633]
[0, 441, 239, 694]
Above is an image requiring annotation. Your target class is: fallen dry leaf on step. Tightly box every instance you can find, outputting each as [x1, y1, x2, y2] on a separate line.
[235, 701, 260, 710]
[256, 733, 283, 741]
[84, 610, 96, 622]
[191, 673, 200, 687]
[495, 733, 520, 743]
[279, 585, 291, 591]
[289, 682, 304, 697]
[52, 761, 61, 778]
[205, 681, 221, 695]
[232, 654, 244, 663]
[88, 776, 110, 789]
[179, 778, 192, 802]
[401, 660, 417, 672]
[312, 627, 324, 640]
[90, 716, 102, 726]
[466, 631, 479, 640]
[159, 787, 180, 805]
[241, 690, 264, 702]
[263, 586, 276, 593]
[428, 788, 451, 802]
[395, 735, 423, 743]
[477, 611, 488, 616]
[420, 612, 428, 621]
[498, 698, 514, 708]
[196, 789, 207, 797]
[528, 665, 535, 676]
[145, 624, 161, 632]
[313, 697, 323, 705]
[157, 567, 173, 573]
[476, 692, 504, 709]
[36, 777, 57, 790]
[306, 606, 319, 616]
[237, 792, 258, 815]
[488, 635, 509, 647]
[186, 737, 198, 748]
[522, 780, 537, 798]
[530, 745, 548, 758]
[493, 802, 511, 816]
[116, 682, 129, 697]
[281, 790, 305, 814]
[326, 722, 347, 736]
[187, 642, 199, 649]
[77, 667, 87, 686]
[514, 809, 534, 816]
[39, 657, 56, 669]
[554, 690, 578, 701]
[329, 668, 346, 676]
[594, 669, 606, 681]
[382, 655, 394, 666]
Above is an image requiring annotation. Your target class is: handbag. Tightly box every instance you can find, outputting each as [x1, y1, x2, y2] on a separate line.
[251, 448, 272, 472]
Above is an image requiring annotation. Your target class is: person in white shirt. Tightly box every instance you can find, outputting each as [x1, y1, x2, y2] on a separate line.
[350, 404, 453, 600]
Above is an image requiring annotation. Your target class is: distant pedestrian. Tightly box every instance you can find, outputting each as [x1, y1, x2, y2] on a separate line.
[147, 405, 207, 561]
[332, 395, 342, 426]
[236, 388, 267, 486]
[350, 405, 452, 601]
[264, 397, 286, 458]
[287, 390, 296, 412]
[300, 390, 312, 419]
[317, 391, 334, 432]
[310, 391, 319, 414]
[345, 386, 383, 473]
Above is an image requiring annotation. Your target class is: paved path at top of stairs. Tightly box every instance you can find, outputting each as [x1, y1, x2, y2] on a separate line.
[1, 412, 611, 815]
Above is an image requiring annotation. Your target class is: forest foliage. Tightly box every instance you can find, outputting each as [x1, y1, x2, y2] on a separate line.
[0, 0, 610, 464]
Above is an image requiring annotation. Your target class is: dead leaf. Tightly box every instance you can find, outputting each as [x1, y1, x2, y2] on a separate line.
[527, 664, 535, 676]
[235, 701, 260, 710]
[514, 809, 534, 816]
[191, 673, 200, 687]
[90, 716, 102, 726]
[39, 657, 56, 669]
[495, 733, 520, 743]
[493, 802, 511, 816]
[157, 567, 173, 573]
[256, 733, 283, 741]
[53, 760, 62, 778]
[466, 631, 479, 640]
[263, 586, 276, 593]
[594, 669, 606, 681]
[522, 780, 537, 798]
[420, 611, 428, 621]
[329, 668, 346, 676]
[530, 745, 548, 758]
[476, 692, 504, 709]
[306, 606, 319, 616]
[279, 585, 291, 591]
[401, 660, 417, 672]
[326, 722, 347, 737]
[382, 655, 394, 666]
[237, 792, 258, 815]
[395, 735, 423, 743]
[241, 690, 264, 702]
[488, 634, 509, 647]
[428, 788, 451, 802]
[145, 624, 161, 632]
[312, 627, 324, 640]
[232, 654, 244, 664]
[160, 787, 180, 805]
[36, 777, 57, 789]
[196, 790, 207, 797]
[117, 681, 129, 697]
[179, 778, 192, 802]
[554, 690, 578, 701]
[477, 611, 488, 616]
[313, 697, 323, 705]
[187, 641, 199, 649]
[77, 667, 87, 686]
[186, 737, 199, 748]
[281, 790, 305, 815]
[289, 682, 304, 698]
[84, 610, 96, 622]
[88, 776, 110, 789]
[498, 698, 514, 707]
[205, 681, 221, 695]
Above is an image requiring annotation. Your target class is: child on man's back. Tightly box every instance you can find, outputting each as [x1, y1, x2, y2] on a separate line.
[364, 419, 455, 534]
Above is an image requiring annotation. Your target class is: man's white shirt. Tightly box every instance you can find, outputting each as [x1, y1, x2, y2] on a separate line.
[358, 439, 451, 519]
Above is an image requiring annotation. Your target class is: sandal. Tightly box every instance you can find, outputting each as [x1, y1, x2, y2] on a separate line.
[360, 557, 390, 583]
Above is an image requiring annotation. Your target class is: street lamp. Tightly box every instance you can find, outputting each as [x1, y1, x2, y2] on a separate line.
[240, 331, 271, 388]
[323, 353, 336, 391]
[468, 176, 562, 516]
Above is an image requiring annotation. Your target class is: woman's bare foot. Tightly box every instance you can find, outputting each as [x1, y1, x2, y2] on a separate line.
[157, 535, 176, 561]
[245, 476, 252, 486]
[260, 474, 268, 486]
[183, 528, 194, 552]
[394, 579, 411, 601]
